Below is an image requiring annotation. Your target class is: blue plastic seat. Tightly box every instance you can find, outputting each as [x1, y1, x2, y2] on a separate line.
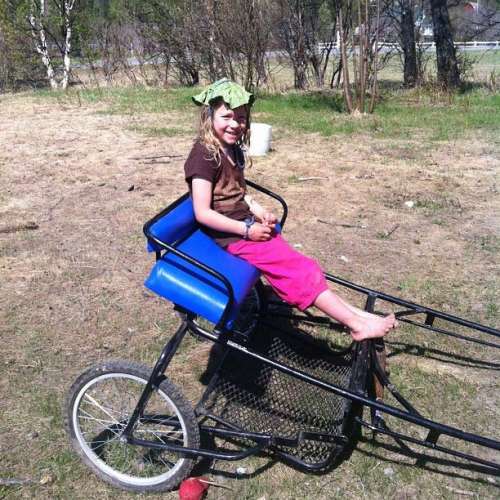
[144, 196, 261, 330]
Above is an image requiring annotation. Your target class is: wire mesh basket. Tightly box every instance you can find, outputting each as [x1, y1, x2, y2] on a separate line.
[197, 323, 362, 467]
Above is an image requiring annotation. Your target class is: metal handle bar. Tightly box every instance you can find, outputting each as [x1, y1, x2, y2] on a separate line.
[325, 273, 500, 341]
[246, 179, 288, 227]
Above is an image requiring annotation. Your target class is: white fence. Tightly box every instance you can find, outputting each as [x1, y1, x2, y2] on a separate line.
[318, 40, 500, 52]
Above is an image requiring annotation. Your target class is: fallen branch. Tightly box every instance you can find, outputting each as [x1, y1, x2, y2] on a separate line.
[199, 478, 233, 491]
[317, 219, 366, 229]
[141, 159, 174, 165]
[131, 154, 183, 161]
[444, 486, 475, 497]
[385, 224, 399, 238]
[297, 176, 329, 182]
[0, 222, 39, 234]
[0, 478, 34, 486]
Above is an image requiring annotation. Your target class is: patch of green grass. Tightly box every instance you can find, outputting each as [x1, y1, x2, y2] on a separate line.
[35, 86, 197, 114]
[472, 234, 500, 253]
[37, 449, 81, 483]
[486, 301, 498, 321]
[127, 125, 187, 137]
[254, 91, 346, 136]
[377, 91, 500, 141]
[33, 83, 500, 143]
[431, 218, 446, 226]
[34, 390, 62, 430]
[414, 195, 461, 215]
[395, 275, 461, 311]
[254, 88, 500, 142]
[376, 231, 389, 240]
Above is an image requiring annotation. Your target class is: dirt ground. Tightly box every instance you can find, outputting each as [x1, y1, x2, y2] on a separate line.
[0, 92, 498, 499]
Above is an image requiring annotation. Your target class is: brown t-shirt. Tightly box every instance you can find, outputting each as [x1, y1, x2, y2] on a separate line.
[184, 142, 252, 247]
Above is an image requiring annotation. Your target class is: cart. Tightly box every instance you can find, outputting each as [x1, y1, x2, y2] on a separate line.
[65, 181, 500, 493]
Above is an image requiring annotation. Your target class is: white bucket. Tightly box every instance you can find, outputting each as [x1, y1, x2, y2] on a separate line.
[249, 123, 272, 156]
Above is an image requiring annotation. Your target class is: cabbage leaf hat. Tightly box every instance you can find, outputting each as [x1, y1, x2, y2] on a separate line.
[192, 78, 255, 109]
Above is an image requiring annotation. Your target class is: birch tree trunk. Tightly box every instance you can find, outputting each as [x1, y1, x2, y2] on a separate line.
[61, 1, 76, 90]
[29, 0, 57, 89]
[28, 0, 76, 90]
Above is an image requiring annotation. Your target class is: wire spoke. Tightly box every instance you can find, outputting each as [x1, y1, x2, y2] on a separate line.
[83, 393, 123, 424]
[135, 428, 184, 438]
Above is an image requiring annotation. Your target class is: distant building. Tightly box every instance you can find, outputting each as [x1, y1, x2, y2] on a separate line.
[463, 3, 480, 14]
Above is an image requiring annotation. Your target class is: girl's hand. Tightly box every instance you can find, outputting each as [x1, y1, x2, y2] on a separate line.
[248, 222, 272, 241]
[261, 211, 277, 229]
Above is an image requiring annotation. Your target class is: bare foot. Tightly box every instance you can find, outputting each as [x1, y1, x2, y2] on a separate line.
[349, 313, 396, 342]
[337, 296, 398, 324]
[352, 307, 399, 328]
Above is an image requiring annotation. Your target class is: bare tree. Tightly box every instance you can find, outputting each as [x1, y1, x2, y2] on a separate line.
[196, 0, 273, 89]
[277, 0, 310, 89]
[306, 1, 342, 87]
[339, 0, 383, 113]
[338, 2, 353, 109]
[229, 0, 273, 88]
[384, 0, 419, 86]
[400, 0, 418, 86]
[132, 0, 202, 86]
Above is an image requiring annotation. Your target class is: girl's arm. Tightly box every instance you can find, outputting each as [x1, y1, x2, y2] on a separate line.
[192, 178, 272, 241]
[244, 194, 277, 228]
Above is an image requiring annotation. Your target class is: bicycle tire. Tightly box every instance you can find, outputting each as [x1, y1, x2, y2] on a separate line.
[64, 360, 199, 492]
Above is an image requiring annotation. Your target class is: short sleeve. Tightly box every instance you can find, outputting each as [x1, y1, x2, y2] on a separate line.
[184, 142, 218, 185]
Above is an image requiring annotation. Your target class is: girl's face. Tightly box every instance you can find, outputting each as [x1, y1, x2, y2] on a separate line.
[211, 102, 247, 148]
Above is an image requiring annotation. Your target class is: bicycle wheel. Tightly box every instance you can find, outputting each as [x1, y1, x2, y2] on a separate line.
[231, 284, 263, 338]
[65, 360, 199, 492]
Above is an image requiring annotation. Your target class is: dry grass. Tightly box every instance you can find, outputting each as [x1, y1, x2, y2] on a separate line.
[0, 88, 498, 499]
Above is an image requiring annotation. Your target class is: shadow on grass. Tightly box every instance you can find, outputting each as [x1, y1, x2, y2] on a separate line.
[386, 340, 500, 371]
[357, 434, 500, 482]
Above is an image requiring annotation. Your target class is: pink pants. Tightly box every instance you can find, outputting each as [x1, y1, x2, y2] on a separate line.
[227, 234, 328, 311]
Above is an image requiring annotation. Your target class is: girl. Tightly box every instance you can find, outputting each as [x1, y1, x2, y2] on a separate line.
[184, 78, 396, 341]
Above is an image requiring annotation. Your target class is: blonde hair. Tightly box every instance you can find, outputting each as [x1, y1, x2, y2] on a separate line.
[196, 99, 252, 168]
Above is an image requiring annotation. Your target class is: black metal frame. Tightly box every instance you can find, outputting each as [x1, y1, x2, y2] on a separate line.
[133, 182, 500, 474]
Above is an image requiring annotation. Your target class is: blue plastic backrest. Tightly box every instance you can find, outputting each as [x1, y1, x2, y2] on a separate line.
[147, 196, 198, 252]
